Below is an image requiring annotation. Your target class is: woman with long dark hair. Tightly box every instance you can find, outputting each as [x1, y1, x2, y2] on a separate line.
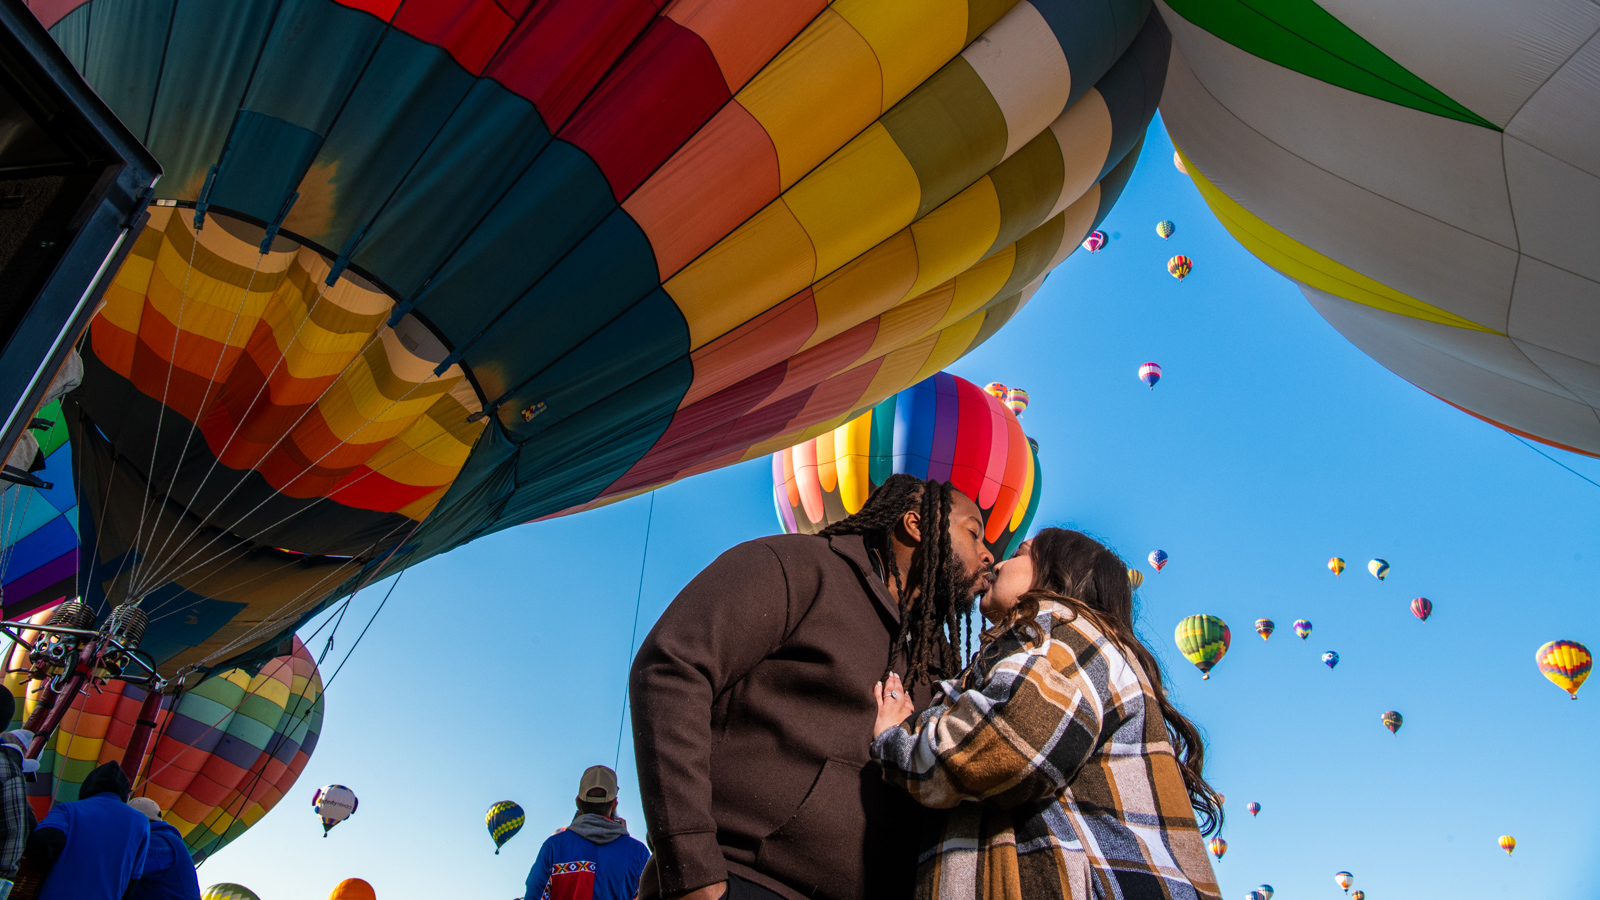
[871, 528, 1221, 899]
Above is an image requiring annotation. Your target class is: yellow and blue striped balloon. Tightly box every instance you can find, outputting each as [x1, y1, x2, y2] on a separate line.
[487, 801, 526, 855]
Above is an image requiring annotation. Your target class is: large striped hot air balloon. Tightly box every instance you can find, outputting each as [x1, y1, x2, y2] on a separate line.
[773, 372, 1041, 558]
[6, 0, 1168, 679]
[1254, 618, 1274, 641]
[1174, 614, 1229, 679]
[1536, 640, 1591, 699]
[486, 801, 526, 855]
[1161, 0, 1600, 457]
[5, 634, 323, 862]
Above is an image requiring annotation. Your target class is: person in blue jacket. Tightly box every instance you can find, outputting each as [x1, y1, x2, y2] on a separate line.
[126, 797, 201, 900]
[524, 766, 650, 900]
[25, 761, 149, 900]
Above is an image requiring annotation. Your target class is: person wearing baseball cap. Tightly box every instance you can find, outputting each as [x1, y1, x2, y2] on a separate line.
[124, 797, 201, 900]
[522, 766, 649, 900]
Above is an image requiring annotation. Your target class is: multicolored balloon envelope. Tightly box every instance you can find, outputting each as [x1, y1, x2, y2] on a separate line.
[1368, 559, 1390, 581]
[1083, 230, 1109, 253]
[1167, 255, 1192, 281]
[1128, 569, 1145, 590]
[1328, 557, 1345, 577]
[314, 784, 358, 835]
[1536, 640, 1592, 698]
[1140, 363, 1163, 389]
[1322, 651, 1340, 669]
[1350, 893, 1364, 900]
[1174, 614, 1229, 679]
[1208, 837, 1227, 860]
[1254, 618, 1273, 641]
[5, 633, 323, 863]
[202, 885, 261, 900]
[1148, 549, 1169, 571]
[1382, 710, 1403, 734]
[487, 800, 526, 854]
[1411, 597, 1433, 621]
[1156, 220, 1176, 239]
[1256, 886, 1273, 900]
[1160, 0, 1600, 457]
[8, 0, 1169, 678]
[1335, 871, 1354, 892]
[1293, 619, 1312, 641]
[1499, 835, 1516, 855]
[773, 372, 1041, 558]
[1246, 802, 1260, 817]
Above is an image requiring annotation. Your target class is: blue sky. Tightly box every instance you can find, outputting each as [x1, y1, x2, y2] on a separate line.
[197, 116, 1600, 899]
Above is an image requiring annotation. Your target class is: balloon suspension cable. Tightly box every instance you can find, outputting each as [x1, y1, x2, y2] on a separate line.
[615, 491, 655, 770]
[322, 569, 406, 691]
[1511, 434, 1600, 490]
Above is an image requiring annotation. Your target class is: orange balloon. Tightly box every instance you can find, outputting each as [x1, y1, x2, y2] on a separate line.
[329, 879, 376, 900]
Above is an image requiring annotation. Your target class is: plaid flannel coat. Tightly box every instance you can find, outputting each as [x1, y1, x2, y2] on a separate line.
[871, 600, 1220, 900]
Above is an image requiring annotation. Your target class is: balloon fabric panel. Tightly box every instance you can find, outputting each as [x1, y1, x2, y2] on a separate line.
[22, 0, 1164, 674]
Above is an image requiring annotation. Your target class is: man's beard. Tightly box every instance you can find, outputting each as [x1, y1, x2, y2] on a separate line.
[944, 565, 988, 618]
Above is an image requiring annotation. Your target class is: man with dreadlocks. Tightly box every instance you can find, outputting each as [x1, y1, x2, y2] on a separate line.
[630, 474, 996, 900]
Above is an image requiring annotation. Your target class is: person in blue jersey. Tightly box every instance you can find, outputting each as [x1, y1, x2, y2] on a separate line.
[125, 797, 201, 900]
[523, 766, 649, 900]
[25, 761, 149, 900]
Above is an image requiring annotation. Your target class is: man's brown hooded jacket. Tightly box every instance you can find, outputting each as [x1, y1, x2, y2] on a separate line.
[630, 532, 924, 900]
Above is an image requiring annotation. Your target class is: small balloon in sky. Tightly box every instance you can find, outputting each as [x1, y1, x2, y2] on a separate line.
[1412, 596, 1433, 621]
[1536, 639, 1591, 699]
[1294, 619, 1313, 640]
[1128, 568, 1144, 590]
[1322, 651, 1340, 669]
[1368, 558, 1390, 581]
[486, 801, 525, 854]
[1351, 893, 1365, 900]
[1168, 254, 1193, 281]
[1499, 835, 1516, 855]
[1157, 219, 1176, 239]
[1082, 230, 1108, 253]
[1382, 710, 1403, 734]
[1175, 615, 1230, 680]
[983, 382, 1009, 401]
[1254, 618, 1274, 641]
[1005, 387, 1029, 416]
[1256, 886, 1273, 900]
[1246, 801, 1260, 817]
[1209, 837, 1227, 860]
[1140, 362, 1162, 389]
[1328, 556, 1345, 576]
[313, 785, 358, 837]
[1148, 549, 1169, 571]
[1174, 150, 1188, 174]
[1245, 893, 1263, 900]
[1335, 871, 1354, 892]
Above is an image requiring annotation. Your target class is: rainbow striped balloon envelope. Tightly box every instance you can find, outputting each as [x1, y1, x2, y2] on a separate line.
[773, 372, 1041, 558]
[7, 635, 323, 862]
[7, 0, 1169, 679]
[1536, 639, 1592, 699]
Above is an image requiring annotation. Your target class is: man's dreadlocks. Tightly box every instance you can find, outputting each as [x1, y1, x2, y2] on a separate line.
[818, 473, 976, 686]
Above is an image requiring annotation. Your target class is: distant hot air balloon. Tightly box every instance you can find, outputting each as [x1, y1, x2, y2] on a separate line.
[1368, 559, 1390, 581]
[1140, 362, 1163, 389]
[1536, 640, 1592, 699]
[1412, 597, 1433, 621]
[1209, 837, 1227, 860]
[1294, 619, 1313, 641]
[1128, 569, 1145, 590]
[313, 785, 358, 836]
[1245, 893, 1262, 900]
[1257, 887, 1273, 900]
[1328, 557, 1346, 577]
[486, 801, 525, 855]
[1255, 618, 1275, 641]
[774, 372, 1043, 559]
[1351, 893, 1365, 900]
[1175, 615, 1230, 679]
[328, 879, 376, 900]
[1215, 793, 1225, 806]
[1173, 150, 1187, 174]
[1083, 230, 1109, 253]
[1168, 255, 1193, 281]
[203, 886, 261, 900]
[1005, 388, 1030, 416]
[1335, 871, 1354, 892]
[1149, 549, 1169, 571]
[1499, 835, 1516, 855]
[1157, 220, 1176, 239]
[1322, 651, 1340, 669]
[1247, 802, 1260, 817]
[1382, 711, 1403, 734]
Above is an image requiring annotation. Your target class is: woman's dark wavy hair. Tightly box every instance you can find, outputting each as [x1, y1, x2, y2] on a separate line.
[991, 527, 1222, 835]
[818, 473, 971, 686]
